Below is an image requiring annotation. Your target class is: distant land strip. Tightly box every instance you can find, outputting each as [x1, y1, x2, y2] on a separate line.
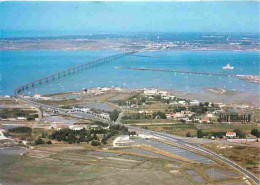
[117, 66, 260, 84]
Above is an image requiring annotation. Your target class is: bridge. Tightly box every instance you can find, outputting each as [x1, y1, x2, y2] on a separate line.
[14, 51, 137, 123]
[12, 51, 260, 184]
[15, 51, 136, 95]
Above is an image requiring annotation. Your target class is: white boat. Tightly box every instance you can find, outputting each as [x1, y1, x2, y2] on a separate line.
[222, 64, 234, 70]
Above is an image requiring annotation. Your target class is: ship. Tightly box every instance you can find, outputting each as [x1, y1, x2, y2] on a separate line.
[222, 64, 234, 70]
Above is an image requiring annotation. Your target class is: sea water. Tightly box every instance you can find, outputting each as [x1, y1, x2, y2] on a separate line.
[0, 50, 259, 95]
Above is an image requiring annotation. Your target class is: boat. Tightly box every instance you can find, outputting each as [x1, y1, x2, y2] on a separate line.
[222, 64, 234, 70]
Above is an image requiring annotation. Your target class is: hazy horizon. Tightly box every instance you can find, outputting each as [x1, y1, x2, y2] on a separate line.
[1, 1, 259, 38]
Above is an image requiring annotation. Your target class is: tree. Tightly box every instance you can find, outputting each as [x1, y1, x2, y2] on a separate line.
[197, 129, 203, 138]
[110, 109, 119, 122]
[234, 129, 246, 138]
[186, 132, 191, 137]
[251, 129, 260, 138]
[27, 117, 35, 121]
[91, 140, 101, 146]
[180, 119, 186, 123]
[35, 138, 44, 145]
[165, 99, 170, 104]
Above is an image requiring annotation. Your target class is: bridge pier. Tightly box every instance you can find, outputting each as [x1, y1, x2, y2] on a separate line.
[14, 51, 136, 97]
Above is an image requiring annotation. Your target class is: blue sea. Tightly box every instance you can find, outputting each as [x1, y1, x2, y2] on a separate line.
[0, 50, 259, 96]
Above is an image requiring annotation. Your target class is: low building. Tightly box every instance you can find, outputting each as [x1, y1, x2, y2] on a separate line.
[178, 100, 186, 105]
[81, 108, 91, 113]
[69, 125, 84, 131]
[174, 112, 185, 119]
[190, 100, 200, 106]
[199, 117, 210, 123]
[158, 90, 168, 96]
[143, 89, 158, 95]
[166, 114, 174, 119]
[226, 132, 236, 138]
[34, 94, 41, 99]
[17, 117, 26, 120]
[100, 112, 110, 120]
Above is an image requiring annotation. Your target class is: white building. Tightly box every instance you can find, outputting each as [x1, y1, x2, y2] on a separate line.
[190, 100, 200, 106]
[69, 125, 84, 131]
[158, 90, 168, 96]
[174, 112, 185, 119]
[34, 94, 41, 99]
[17, 117, 26, 120]
[100, 113, 110, 120]
[226, 132, 236, 138]
[178, 100, 186, 105]
[81, 108, 91, 113]
[143, 89, 158, 95]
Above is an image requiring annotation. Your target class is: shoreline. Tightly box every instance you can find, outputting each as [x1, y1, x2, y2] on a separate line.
[1, 48, 260, 52]
[11, 86, 260, 107]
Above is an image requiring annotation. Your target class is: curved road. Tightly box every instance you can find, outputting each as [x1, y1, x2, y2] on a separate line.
[13, 52, 260, 184]
[127, 126, 260, 184]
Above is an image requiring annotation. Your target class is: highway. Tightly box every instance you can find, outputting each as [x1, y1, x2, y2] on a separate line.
[12, 51, 259, 184]
[127, 126, 260, 184]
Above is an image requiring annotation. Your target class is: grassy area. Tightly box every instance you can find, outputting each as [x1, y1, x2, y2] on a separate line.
[203, 143, 260, 177]
[196, 123, 260, 134]
[122, 119, 174, 124]
[0, 147, 193, 185]
[0, 144, 245, 185]
[135, 123, 260, 137]
[135, 124, 198, 137]
[0, 108, 37, 119]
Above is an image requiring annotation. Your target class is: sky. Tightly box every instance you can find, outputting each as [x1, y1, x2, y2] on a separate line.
[0, 1, 259, 36]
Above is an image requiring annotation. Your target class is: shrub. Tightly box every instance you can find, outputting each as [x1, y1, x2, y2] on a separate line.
[27, 117, 35, 121]
[251, 129, 260, 138]
[91, 140, 101, 146]
[234, 129, 246, 138]
[8, 127, 32, 134]
[110, 109, 119, 122]
[197, 129, 203, 138]
[35, 138, 44, 145]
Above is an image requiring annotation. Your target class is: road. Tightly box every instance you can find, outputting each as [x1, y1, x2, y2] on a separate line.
[12, 50, 259, 184]
[127, 125, 260, 184]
